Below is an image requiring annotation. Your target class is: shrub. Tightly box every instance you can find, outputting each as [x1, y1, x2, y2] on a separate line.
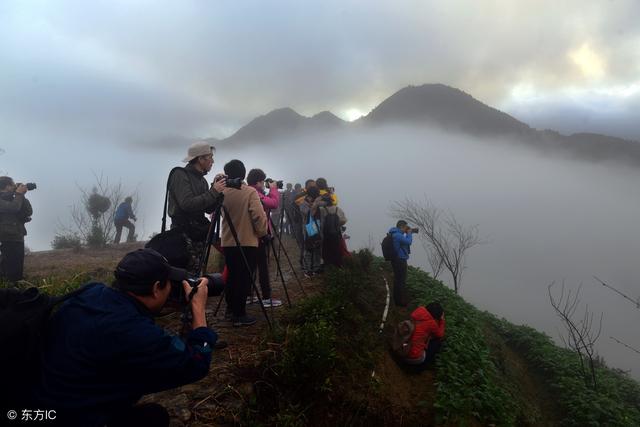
[51, 233, 83, 251]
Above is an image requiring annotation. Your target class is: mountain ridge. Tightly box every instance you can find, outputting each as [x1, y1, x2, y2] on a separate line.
[212, 83, 640, 167]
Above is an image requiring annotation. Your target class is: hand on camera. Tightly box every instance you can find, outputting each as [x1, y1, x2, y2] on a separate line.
[182, 277, 209, 309]
[15, 184, 28, 194]
[212, 176, 226, 193]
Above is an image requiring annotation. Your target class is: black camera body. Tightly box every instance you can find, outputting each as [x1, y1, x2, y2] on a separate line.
[226, 177, 243, 189]
[16, 182, 37, 191]
[266, 178, 284, 189]
[168, 273, 225, 304]
[215, 175, 242, 189]
[411, 228, 419, 234]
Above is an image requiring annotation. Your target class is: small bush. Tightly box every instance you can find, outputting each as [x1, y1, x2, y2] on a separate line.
[51, 233, 83, 251]
[87, 225, 108, 248]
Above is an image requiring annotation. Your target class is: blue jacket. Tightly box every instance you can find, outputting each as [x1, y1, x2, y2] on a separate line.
[389, 227, 412, 260]
[33, 283, 217, 426]
[114, 201, 135, 222]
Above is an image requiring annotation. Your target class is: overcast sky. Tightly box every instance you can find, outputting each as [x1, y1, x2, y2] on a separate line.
[1, 0, 639, 146]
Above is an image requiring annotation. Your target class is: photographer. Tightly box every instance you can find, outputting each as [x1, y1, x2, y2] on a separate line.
[168, 142, 225, 272]
[247, 168, 282, 308]
[0, 176, 33, 283]
[33, 249, 219, 427]
[388, 220, 415, 307]
[221, 160, 268, 326]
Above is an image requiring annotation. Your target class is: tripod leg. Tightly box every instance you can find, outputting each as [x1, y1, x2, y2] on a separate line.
[213, 287, 225, 317]
[269, 238, 292, 307]
[269, 217, 306, 296]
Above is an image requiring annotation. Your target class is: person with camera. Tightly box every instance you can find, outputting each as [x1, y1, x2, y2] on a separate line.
[113, 196, 137, 244]
[32, 248, 221, 427]
[168, 142, 225, 273]
[318, 193, 347, 268]
[0, 176, 33, 283]
[246, 168, 282, 308]
[299, 186, 324, 277]
[221, 160, 268, 326]
[388, 220, 415, 307]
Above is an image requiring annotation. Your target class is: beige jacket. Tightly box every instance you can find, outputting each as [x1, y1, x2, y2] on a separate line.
[221, 184, 268, 247]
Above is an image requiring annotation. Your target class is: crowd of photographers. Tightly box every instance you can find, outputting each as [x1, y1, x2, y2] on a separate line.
[0, 141, 354, 426]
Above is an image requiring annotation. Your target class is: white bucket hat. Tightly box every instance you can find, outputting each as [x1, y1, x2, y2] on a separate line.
[183, 142, 215, 163]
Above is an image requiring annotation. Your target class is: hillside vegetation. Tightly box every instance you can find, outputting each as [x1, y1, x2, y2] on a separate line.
[245, 252, 640, 426]
[4, 246, 639, 426]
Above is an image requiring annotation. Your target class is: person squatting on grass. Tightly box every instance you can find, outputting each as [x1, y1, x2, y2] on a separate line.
[247, 168, 282, 308]
[0, 176, 33, 283]
[403, 302, 446, 371]
[32, 249, 218, 427]
[221, 160, 268, 327]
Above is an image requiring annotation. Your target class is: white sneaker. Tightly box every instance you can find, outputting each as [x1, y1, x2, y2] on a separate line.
[262, 298, 283, 308]
[246, 296, 260, 304]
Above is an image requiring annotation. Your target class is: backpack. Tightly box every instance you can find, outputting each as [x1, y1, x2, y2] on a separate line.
[305, 212, 322, 250]
[381, 233, 396, 261]
[391, 319, 415, 358]
[322, 207, 342, 239]
[0, 285, 92, 406]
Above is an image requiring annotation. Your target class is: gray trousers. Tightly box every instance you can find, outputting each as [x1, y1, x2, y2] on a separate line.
[303, 246, 322, 273]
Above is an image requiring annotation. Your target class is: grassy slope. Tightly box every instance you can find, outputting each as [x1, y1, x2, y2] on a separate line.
[404, 264, 640, 426]
[251, 254, 640, 426]
[5, 246, 640, 426]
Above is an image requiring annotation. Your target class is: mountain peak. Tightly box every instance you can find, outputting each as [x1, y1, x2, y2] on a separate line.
[365, 83, 531, 136]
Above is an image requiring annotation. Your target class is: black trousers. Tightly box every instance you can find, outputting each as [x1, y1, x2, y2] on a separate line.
[0, 240, 25, 283]
[411, 338, 443, 373]
[224, 246, 258, 317]
[391, 258, 408, 306]
[114, 219, 135, 244]
[256, 239, 271, 299]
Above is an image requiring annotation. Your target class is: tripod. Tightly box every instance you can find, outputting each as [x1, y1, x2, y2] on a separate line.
[202, 197, 272, 329]
[269, 216, 306, 296]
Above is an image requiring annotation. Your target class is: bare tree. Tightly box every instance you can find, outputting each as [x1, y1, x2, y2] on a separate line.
[391, 197, 482, 293]
[548, 281, 603, 390]
[57, 172, 138, 247]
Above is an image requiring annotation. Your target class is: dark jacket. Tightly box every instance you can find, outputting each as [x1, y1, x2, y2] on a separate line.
[33, 283, 217, 427]
[389, 227, 412, 260]
[168, 164, 221, 226]
[0, 192, 33, 242]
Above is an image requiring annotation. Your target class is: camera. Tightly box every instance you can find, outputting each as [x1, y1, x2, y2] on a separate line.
[16, 182, 37, 191]
[169, 273, 225, 304]
[411, 228, 419, 233]
[215, 175, 243, 190]
[266, 178, 284, 190]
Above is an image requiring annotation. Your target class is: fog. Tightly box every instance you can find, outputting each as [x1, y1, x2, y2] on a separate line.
[2, 125, 639, 378]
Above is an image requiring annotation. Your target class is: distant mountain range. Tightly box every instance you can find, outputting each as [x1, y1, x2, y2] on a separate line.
[211, 84, 640, 167]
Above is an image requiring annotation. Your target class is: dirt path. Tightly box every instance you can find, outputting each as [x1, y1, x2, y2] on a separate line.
[141, 236, 318, 426]
[25, 236, 317, 426]
[368, 271, 438, 427]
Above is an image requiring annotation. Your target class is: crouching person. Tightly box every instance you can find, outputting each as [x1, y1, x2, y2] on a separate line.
[396, 302, 445, 372]
[32, 249, 218, 427]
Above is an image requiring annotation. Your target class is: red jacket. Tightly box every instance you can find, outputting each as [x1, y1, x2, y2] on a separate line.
[407, 306, 445, 360]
